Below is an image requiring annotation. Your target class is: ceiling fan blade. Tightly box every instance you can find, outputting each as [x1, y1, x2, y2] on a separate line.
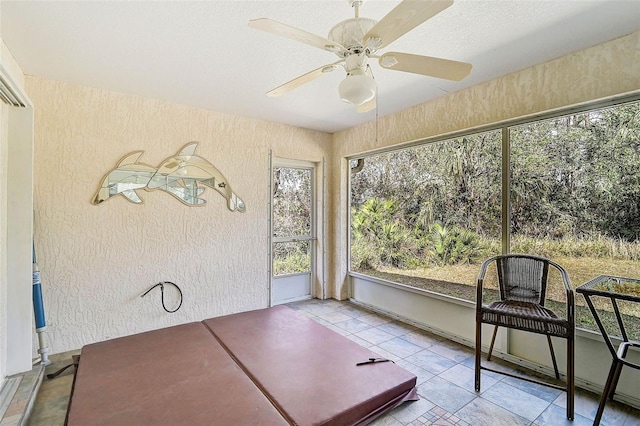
[266, 60, 343, 97]
[379, 52, 472, 81]
[249, 18, 345, 54]
[364, 0, 454, 50]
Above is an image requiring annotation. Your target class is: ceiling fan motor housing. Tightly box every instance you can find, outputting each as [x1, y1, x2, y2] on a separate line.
[328, 18, 378, 56]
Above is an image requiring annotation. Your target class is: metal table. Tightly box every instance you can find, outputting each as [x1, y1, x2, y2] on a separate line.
[576, 275, 640, 425]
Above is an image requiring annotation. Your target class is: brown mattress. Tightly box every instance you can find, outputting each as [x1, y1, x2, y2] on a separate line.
[203, 305, 417, 426]
[67, 305, 417, 425]
[66, 322, 289, 425]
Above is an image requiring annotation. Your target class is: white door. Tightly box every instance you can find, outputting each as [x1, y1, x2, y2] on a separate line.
[271, 161, 315, 305]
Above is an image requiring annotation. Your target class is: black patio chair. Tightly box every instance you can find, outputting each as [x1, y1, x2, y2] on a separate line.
[474, 254, 575, 420]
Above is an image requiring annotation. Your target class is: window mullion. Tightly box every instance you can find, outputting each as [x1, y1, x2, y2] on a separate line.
[502, 126, 510, 255]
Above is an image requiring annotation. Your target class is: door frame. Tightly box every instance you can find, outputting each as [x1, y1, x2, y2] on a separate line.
[0, 63, 35, 376]
[268, 154, 324, 306]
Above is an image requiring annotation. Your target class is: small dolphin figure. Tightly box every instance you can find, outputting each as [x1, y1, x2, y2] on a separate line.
[92, 151, 155, 204]
[148, 142, 246, 212]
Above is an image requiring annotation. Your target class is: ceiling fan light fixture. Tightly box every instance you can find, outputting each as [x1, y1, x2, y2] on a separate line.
[338, 73, 376, 106]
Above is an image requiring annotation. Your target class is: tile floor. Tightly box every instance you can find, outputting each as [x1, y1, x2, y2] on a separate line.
[0, 365, 43, 426]
[28, 299, 640, 425]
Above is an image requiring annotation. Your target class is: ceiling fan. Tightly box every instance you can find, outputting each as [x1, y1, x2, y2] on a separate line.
[249, 0, 472, 113]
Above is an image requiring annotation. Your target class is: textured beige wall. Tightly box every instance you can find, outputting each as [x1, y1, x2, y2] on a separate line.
[0, 41, 25, 90]
[27, 77, 331, 353]
[329, 31, 640, 299]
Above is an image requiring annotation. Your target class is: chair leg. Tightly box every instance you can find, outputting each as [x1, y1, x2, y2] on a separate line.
[475, 318, 482, 392]
[566, 336, 574, 421]
[594, 359, 619, 426]
[546, 335, 560, 379]
[607, 343, 629, 401]
[608, 362, 624, 401]
[487, 325, 498, 361]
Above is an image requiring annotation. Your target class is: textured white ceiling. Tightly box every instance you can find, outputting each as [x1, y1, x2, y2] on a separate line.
[2, 1, 639, 133]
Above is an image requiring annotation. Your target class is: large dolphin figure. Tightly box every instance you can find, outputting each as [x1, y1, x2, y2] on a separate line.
[148, 142, 246, 212]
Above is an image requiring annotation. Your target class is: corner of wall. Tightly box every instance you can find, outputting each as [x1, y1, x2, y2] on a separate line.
[0, 40, 26, 92]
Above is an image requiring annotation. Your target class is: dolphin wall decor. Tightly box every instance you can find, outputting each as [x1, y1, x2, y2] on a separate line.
[92, 142, 246, 212]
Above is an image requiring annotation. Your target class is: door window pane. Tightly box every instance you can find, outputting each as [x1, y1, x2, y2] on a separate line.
[273, 241, 310, 276]
[273, 167, 312, 238]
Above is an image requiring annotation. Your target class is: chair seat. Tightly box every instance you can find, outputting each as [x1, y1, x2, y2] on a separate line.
[481, 300, 570, 338]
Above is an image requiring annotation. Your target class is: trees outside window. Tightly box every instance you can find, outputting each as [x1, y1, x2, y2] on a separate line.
[350, 101, 640, 334]
[272, 167, 312, 276]
[351, 130, 502, 299]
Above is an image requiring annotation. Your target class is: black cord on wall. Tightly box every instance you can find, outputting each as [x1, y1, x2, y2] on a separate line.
[140, 281, 183, 313]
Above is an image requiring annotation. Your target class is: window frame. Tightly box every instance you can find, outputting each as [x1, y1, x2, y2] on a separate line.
[347, 93, 640, 332]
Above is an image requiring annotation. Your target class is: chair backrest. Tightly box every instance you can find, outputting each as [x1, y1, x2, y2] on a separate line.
[495, 255, 550, 305]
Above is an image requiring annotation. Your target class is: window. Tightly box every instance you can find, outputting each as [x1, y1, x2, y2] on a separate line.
[350, 130, 501, 300]
[350, 100, 640, 334]
[510, 104, 640, 336]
